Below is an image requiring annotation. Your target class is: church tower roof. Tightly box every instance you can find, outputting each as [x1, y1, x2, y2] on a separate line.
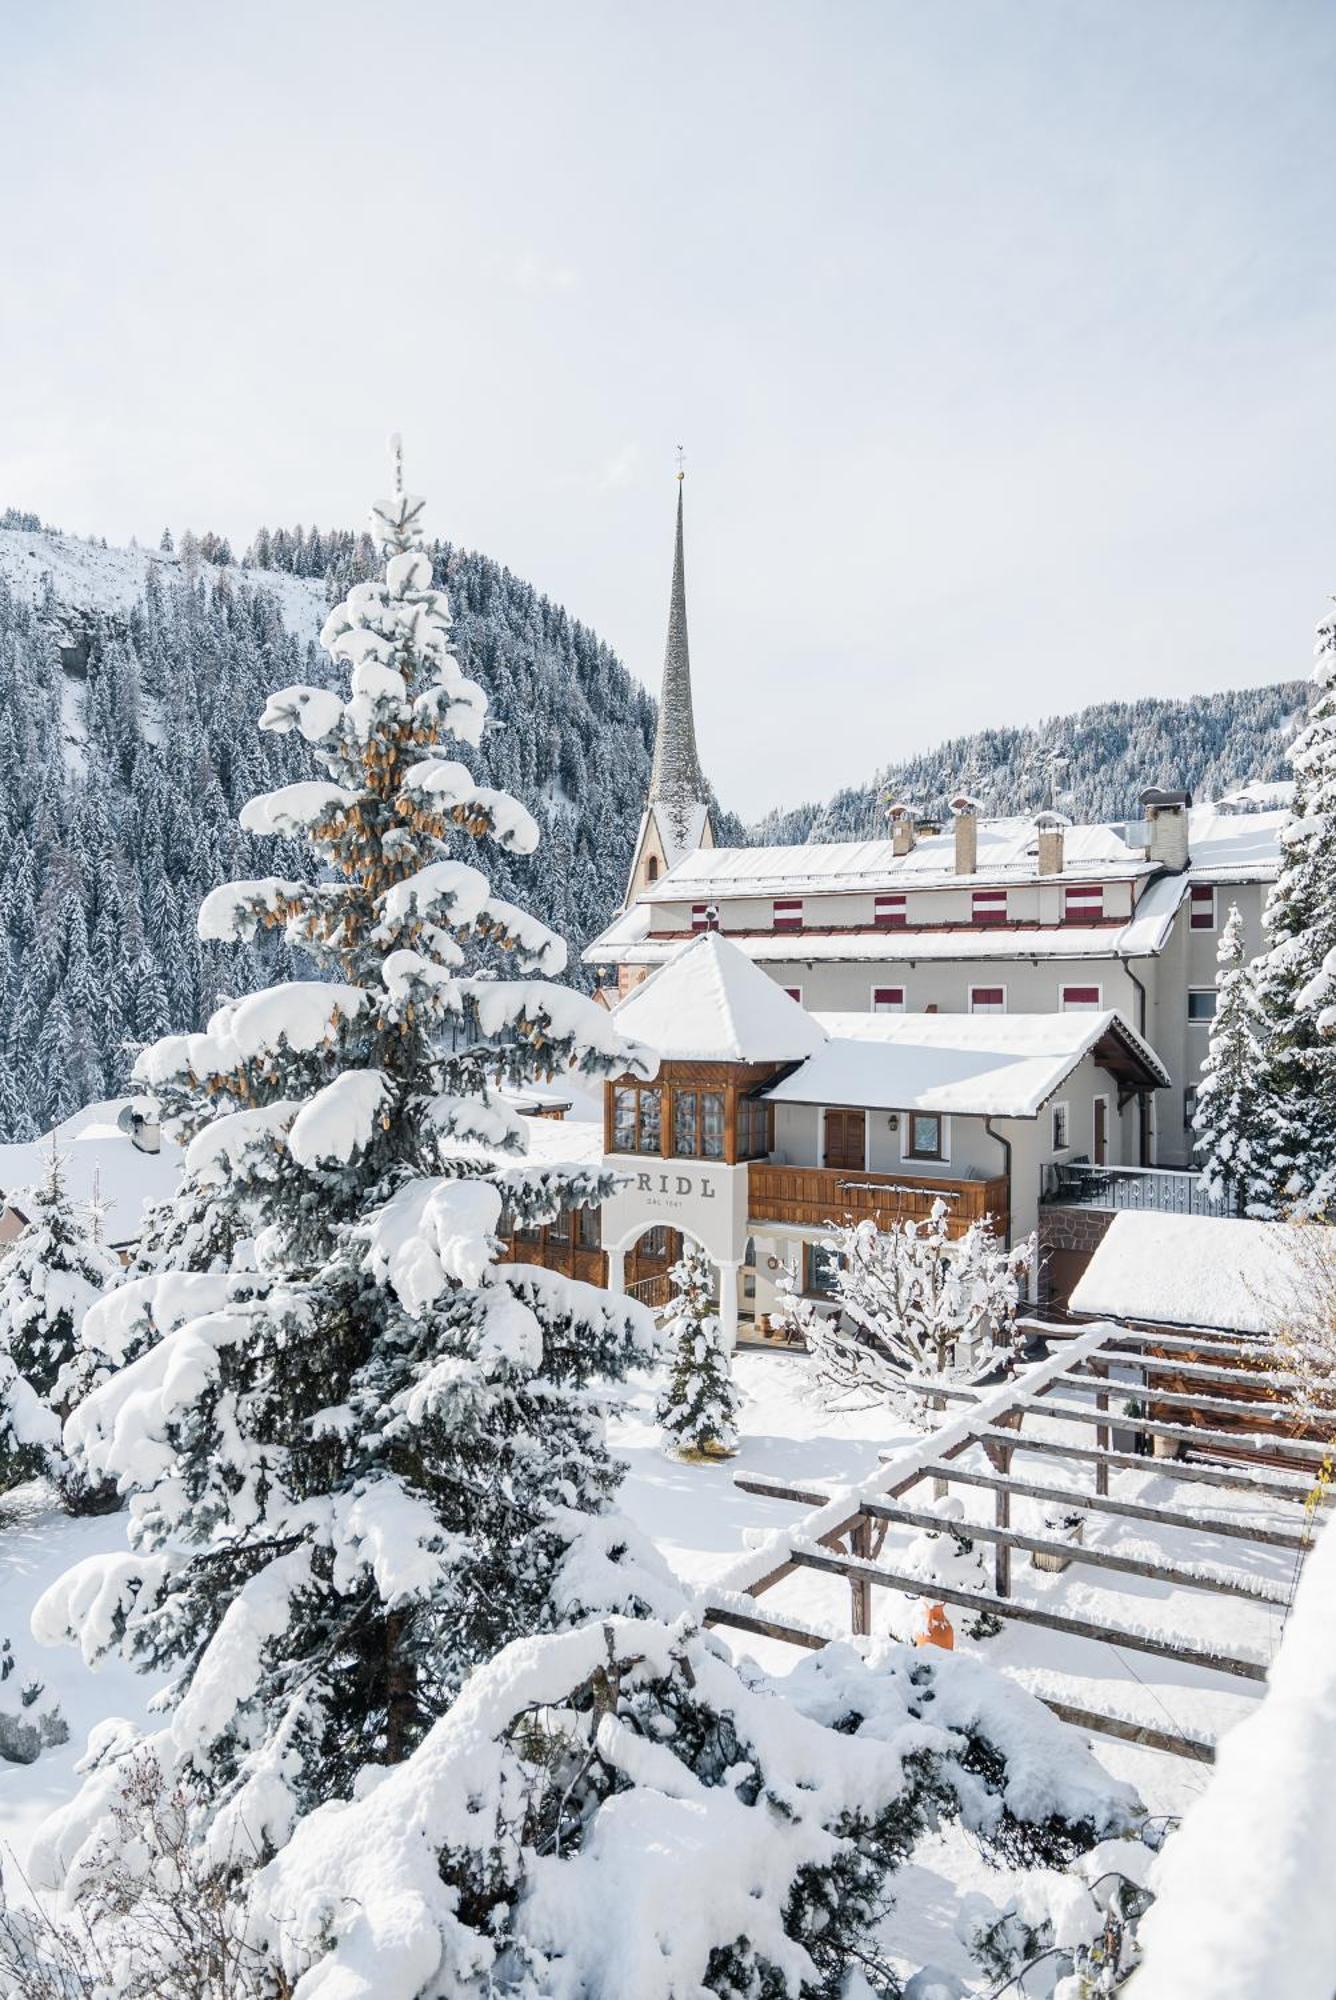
[647, 475, 709, 852]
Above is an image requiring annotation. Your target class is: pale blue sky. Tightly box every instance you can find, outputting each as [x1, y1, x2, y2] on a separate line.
[2, 1, 1333, 816]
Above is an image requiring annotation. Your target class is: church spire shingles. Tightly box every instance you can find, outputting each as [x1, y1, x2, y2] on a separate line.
[647, 475, 708, 851]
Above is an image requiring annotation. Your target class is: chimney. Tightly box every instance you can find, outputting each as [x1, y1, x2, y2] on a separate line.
[117, 1098, 162, 1156]
[886, 800, 916, 857]
[1035, 808, 1069, 877]
[1139, 788, 1192, 873]
[949, 793, 980, 876]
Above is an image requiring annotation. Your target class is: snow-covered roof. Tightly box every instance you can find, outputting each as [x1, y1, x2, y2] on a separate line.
[1185, 806, 1289, 885]
[1069, 1212, 1312, 1333]
[0, 1099, 183, 1248]
[612, 933, 827, 1064]
[512, 1115, 605, 1171]
[635, 820, 1155, 901]
[764, 1009, 1166, 1119]
[585, 871, 1187, 971]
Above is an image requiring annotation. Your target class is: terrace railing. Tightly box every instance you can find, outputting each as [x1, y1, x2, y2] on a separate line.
[1042, 1160, 1229, 1219]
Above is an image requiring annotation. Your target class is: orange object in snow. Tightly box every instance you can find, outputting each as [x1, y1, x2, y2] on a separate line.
[915, 1602, 954, 1651]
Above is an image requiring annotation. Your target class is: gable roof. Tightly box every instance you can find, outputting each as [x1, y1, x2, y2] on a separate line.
[763, 1008, 1167, 1119]
[612, 931, 826, 1063]
[0, 1098, 183, 1248]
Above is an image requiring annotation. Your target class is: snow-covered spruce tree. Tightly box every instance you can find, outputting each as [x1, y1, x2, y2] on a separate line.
[0, 1144, 118, 1511]
[1250, 609, 1336, 1217]
[808, 1203, 1032, 1413]
[1193, 903, 1272, 1217]
[243, 1617, 1142, 2000]
[29, 463, 663, 1882]
[655, 1242, 742, 1459]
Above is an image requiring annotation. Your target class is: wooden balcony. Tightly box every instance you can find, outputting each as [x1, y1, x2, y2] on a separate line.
[746, 1163, 1009, 1239]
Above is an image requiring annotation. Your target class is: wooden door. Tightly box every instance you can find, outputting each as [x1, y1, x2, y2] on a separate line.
[1094, 1097, 1108, 1167]
[823, 1109, 866, 1172]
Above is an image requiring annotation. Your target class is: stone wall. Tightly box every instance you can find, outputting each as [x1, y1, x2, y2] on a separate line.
[1037, 1204, 1115, 1310]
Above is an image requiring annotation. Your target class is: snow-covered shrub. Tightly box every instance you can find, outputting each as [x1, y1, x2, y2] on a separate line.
[808, 1203, 1032, 1413]
[1262, 1220, 1336, 1432]
[771, 1256, 822, 1346]
[28, 464, 662, 1896]
[656, 1242, 742, 1458]
[1193, 904, 1272, 1217]
[0, 1632, 67, 1766]
[243, 1617, 1142, 2000]
[0, 1146, 118, 1512]
[901, 1495, 1000, 1640]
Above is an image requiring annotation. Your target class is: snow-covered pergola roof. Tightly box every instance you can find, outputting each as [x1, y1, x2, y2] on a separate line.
[611, 932, 827, 1063]
[1069, 1212, 1312, 1334]
[764, 1009, 1167, 1119]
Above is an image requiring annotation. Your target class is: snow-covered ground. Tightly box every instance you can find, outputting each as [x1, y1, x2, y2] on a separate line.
[0, 1344, 1295, 1985]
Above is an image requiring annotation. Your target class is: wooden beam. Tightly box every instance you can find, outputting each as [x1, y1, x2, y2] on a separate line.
[785, 1544, 1270, 1680]
[701, 1602, 828, 1651]
[857, 1494, 1289, 1601]
[1075, 1324, 1270, 1358]
[908, 1462, 1311, 1555]
[1021, 1398, 1332, 1462]
[734, 1471, 832, 1507]
[976, 1425, 1333, 1507]
[1050, 1370, 1315, 1428]
[1091, 1348, 1308, 1391]
[1041, 1699, 1215, 1764]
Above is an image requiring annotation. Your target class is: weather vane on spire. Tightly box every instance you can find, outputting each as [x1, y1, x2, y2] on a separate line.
[675, 444, 685, 483]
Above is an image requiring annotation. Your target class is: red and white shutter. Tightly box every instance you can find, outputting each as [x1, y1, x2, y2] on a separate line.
[970, 986, 1006, 1013]
[772, 898, 803, 932]
[1063, 883, 1103, 923]
[1190, 885, 1216, 931]
[872, 986, 905, 1012]
[972, 889, 1008, 926]
[1060, 984, 1102, 1011]
[874, 893, 907, 929]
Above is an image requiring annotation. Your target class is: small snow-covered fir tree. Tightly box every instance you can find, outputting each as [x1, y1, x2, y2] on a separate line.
[0, 1143, 118, 1510]
[655, 1243, 741, 1459]
[809, 1203, 1032, 1413]
[0, 1631, 68, 1767]
[1250, 607, 1336, 1217]
[1193, 904, 1271, 1216]
[30, 455, 662, 1887]
[238, 1615, 1142, 2000]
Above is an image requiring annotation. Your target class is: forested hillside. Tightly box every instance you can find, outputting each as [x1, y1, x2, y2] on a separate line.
[752, 685, 1308, 846]
[0, 517, 670, 1139]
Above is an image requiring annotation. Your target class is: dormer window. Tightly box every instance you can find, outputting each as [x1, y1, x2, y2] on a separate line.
[972, 889, 1007, 926]
[773, 898, 803, 932]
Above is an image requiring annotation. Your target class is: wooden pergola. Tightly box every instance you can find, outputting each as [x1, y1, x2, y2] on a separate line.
[705, 1319, 1333, 1762]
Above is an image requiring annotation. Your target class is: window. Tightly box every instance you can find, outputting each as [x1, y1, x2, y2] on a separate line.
[548, 1208, 570, 1244]
[1190, 885, 1216, 931]
[1052, 1102, 1070, 1151]
[1183, 1085, 1199, 1132]
[515, 1213, 542, 1244]
[672, 1089, 725, 1159]
[970, 985, 1006, 1013]
[737, 1095, 772, 1159]
[1060, 984, 1102, 1012]
[773, 898, 803, 932]
[1188, 989, 1218, 1023]
[646, 856, 659, 883]
[640, 1226, 670, 1259]
[907, 1112, 943, 1160]
[875, 893, 907, 929]
[783, 986, 803, 1004]
[872, 985, 905, 1012]
[612, 1083, 662, 1153]
[691, 904, 711, 932]
[577, 1205, 601, 1249]
[803, 1239, 841, 1298]
[1064, 883, 1103, 923]
[972, 889, 1007, 926]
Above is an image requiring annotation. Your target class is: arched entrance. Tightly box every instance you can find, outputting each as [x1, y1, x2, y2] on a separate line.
[607, 1221, 740, 1349]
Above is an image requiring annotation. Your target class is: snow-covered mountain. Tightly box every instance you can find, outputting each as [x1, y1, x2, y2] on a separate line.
[751, 683, 1310, 846]
[0, 518, 664, 1140]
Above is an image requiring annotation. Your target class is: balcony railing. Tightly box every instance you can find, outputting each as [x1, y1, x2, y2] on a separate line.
[747, 1163, 1009, 1239]
[1042, 1161, 1229, 1218]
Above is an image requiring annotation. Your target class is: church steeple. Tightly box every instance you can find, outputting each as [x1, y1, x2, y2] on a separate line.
[648, 474, 707, 838]
[622, 468, 715, 915]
